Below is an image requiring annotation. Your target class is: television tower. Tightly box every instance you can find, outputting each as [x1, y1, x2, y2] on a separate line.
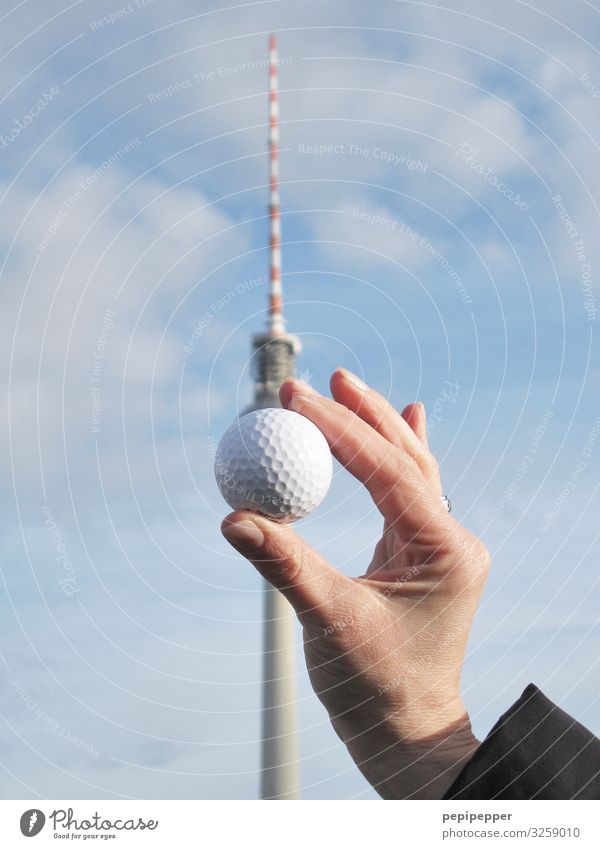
[246, 35, 301, 800]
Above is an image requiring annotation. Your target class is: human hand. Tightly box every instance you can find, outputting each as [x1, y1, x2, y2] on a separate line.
[221, 369, 491, 798]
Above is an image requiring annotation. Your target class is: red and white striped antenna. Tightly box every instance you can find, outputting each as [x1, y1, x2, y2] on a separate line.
[267, 34, 284, 336]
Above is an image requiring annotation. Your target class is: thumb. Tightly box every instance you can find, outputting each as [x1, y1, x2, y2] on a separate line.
[221, 511, 349, 622]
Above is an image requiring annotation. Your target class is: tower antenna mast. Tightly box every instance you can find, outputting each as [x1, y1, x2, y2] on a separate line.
[267, 33, 284, 336]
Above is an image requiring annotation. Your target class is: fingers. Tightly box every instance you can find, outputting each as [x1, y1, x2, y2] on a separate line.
[329, 370, 435, 475]
[400, 403, 443, 494]
[279, 377, 447, 528]
[221, 511, 351, 622]
[401, 402, 429, 449]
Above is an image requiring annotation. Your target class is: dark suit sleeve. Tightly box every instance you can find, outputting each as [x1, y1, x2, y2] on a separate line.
[443, 684, 600, 799]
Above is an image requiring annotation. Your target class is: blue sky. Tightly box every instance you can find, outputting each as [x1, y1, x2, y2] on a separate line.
[1, 0, 599, 799]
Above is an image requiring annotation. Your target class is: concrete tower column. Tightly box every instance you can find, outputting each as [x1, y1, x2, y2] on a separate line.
[260, 584, 300, 799]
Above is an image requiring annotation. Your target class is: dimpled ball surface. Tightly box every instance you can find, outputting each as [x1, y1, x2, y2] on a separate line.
[214, 407, 332, 522]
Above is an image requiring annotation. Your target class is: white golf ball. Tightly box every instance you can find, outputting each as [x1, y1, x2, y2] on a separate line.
[214, 407, 332, 522]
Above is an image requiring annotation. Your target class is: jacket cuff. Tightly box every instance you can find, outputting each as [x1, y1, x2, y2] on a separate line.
[443, 683, 600, 799]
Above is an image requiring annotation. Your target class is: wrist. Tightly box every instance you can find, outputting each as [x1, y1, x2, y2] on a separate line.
[332, 699, 479, 799]
[372, 714, 479, 799]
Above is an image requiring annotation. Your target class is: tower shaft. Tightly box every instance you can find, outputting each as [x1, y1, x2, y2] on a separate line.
[249, 36, 300, 801]
[260, 585, 299, 799]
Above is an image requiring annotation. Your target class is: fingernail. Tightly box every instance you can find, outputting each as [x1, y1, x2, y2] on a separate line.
[289, 388, 327, 412]
[342, 369, 368, 391]
[288, 392, 311, 413]
[292, 378, 314, 392]
[222, 519, 264, 550]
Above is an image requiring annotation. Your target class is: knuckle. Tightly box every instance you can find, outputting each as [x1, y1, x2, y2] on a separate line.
[463, 536, 492, 584]
[371, 448, 418, 503]
[475, 539, 492, 572]
[284, 541, 308, 586]
[439, 525, 491, 582]
[255, 530, 301, 585]
[421, 450, 439, 477]
[378, 446, 408, 486]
